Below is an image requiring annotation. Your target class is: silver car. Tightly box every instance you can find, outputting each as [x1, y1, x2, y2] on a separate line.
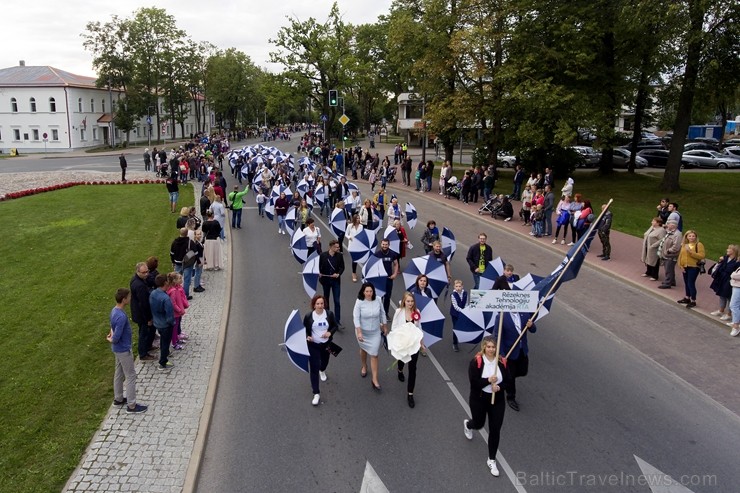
[612, 148, 647, 168]
[681, 150, 740, 169]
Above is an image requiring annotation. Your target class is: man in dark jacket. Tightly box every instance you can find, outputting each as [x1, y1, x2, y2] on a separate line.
[119, 153, 128, 182]
[170, 228, 194, 298]
[319, 240, 345, 326]
[130, 262, 157, 361]
[466, 232, 493, 289]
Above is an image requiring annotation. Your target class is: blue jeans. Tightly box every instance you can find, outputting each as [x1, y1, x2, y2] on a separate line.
[278, 215, 286, 232]
[320, 278, 341, 323]
[193, 264, 203, 289]
[512, 182, 521, 200]
[320, 201, 331, 217]
[683, 267, 700, 300]
[258, 202, 265, 216]
[174, 264, 194, 295]
[472, 272, 482, 290]
[156, 325, 173, 366]
[730, 287, 740, 324]
[232, 208, 243, 228]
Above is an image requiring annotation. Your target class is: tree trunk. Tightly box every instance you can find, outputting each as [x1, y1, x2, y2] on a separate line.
[661, 0, 705, 192]
[628, 52, 652, 173]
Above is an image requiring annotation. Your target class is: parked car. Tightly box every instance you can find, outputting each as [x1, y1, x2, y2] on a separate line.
[571, 146, 601, 167]
[721, 139, 740, 148]
[637, 148, 670, 167]
[681, 150, 740, 169]
[684, 142, 719, 152]
[723, 146, 740, 158]
[612, 148, 647, 168]
[621, 140, 665, 152]
[497, 152, 517, 168]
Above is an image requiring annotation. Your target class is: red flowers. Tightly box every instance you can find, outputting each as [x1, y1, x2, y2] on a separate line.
[411, 310, 421, 322]
[1, 180, 159, 201]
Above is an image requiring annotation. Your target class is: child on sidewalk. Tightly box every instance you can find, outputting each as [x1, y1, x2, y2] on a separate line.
[531, 204, 544, 237]
[166, 272, 190, 350]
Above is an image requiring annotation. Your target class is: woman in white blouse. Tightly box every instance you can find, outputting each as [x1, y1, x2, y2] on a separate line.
[346, 213, 364, 282]
[303, 218, 321, 257]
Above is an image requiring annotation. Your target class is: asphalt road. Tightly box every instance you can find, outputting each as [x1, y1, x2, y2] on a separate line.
[193, 144, 740, 493]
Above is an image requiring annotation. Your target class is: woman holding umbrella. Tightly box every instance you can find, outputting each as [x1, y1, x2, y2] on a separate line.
[408, 274, 433, 299]
[391, 292, 426, 408]
[346, 214, 364, 282]
[303, 218, 322, 257]
[463, 335, 512, 477]
[303, 294, 339, 406]
[352, 283, 388, 389]
[393, 219, 409, 261]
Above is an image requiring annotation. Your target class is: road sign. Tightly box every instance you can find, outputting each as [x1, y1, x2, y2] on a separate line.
[42, 132, 48, 139]
[146, 116, 152, 124]
[338, 114, 350, 126]
[320, 114, 328, 122]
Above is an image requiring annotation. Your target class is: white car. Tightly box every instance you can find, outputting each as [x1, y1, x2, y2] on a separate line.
[681, 150, 740, 169]
[497, 152, 517, 168]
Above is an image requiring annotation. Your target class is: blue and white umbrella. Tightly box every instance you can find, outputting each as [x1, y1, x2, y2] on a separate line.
[414, 294, 445, 348]
[298, 156, 314, 167]
[402, 255, 449, 299]
[302, 252, 321, 298]
[382, 227, 401, 255]
[452, 307, 496, 344]
[441, 227, 456, 261]
[314, 186, 327, 207]
[521, 273, 554, 321]
[405, 202, 418, 230]
[296, 179, 310, 197]
[348, 228, 377, 264]
[271, 184, 291, 199]
[285, 207, 297, 237]
[478, 257, 507, 290]
[284, 310, 309, 372]
[366, 208, 382, 236]
[251, 156, 265, 166]
[347, 182, 360, 194]
[330, 208, 347, 238]
[264, 198, 275, 221]
[361, 255, 389, 299]
[305, 195, 314, 210]
[290, 226, 308, 264]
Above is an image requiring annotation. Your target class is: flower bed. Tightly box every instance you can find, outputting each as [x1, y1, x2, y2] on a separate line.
[0, 179, 165, 201]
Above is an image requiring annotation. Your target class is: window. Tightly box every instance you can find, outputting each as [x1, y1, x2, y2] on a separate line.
[11, 97, 18, 112]
[32, 129, 39, 141]
[102, 99, 105, 113]
[30, 98, 37, 112]
[90, 99, 95, 112]
[51, 129, 59, 141]
[80, 128, 86, 141]
[92, 128, 98, 140]
[49, 97, 56, 113]
[14, 129, 21, 140]
[78, 98, 83, 112]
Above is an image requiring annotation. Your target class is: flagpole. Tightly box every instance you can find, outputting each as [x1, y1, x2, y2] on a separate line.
[492, 310, 504, 404]
[504, 198, 614, 360]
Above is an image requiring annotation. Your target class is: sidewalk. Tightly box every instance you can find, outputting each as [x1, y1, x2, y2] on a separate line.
[63, 185, 231, 493]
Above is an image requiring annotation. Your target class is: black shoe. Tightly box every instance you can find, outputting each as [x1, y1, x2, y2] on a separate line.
[186, 295, 193, 301]
[113, 398, 128, 406]
[408, 394, 415, 408]
[597, 254, 605, 257]
[507, 398, 520, 412]
[677, 298, 690, 304]
[601, 256, 610, 261]
[398, 371, 405, 382]
[658, 285, 671, 289]
[372, 382, 381, 391]
[194, 286, 205, 292]
[686, 301, 696, 308]
[126, 404, 148, 414]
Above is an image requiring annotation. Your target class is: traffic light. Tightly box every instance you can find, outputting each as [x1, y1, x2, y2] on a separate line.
[329, 90, 338, 106]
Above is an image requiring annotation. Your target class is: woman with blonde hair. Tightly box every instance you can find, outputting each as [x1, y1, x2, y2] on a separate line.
[709, 244, 739, 321]
[462, 335, 512, 477]
[391, 292, 425, 407]
[677, 230, 705, 308]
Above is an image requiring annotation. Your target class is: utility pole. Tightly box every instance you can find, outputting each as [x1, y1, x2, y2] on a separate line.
[421, 94, 426, 164]
[108, 78, 115, 148]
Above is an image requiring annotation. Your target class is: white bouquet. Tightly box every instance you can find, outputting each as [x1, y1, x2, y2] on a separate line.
[386, 322, 423, 363]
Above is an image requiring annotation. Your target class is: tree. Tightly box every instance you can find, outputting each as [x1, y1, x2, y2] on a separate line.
[270, 2, 355, 141]
[204, 48, 262, 130]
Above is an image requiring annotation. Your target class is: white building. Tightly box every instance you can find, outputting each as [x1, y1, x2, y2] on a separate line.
[0, 63, 211, 154]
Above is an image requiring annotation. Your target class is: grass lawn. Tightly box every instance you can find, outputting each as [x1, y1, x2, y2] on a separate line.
[0, 183, 193, 493]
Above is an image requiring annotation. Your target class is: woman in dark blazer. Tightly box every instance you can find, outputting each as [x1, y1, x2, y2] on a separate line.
[303, 294, 339, 406]
[463, 336, 512, 478]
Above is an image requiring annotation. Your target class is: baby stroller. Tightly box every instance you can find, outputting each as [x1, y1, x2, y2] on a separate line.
[478, 196, 502, 215]
[387, 166, 398, 182]
[446, 181, 462, 200]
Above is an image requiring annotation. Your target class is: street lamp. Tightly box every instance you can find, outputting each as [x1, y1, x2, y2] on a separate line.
[147, 105, 154, 147]
[108, 78, 115, 148]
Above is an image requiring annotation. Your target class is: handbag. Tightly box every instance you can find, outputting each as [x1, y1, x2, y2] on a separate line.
[182, 241, 198, 268]
[325, 341, 343, 357]
[697, 260, 706, 275]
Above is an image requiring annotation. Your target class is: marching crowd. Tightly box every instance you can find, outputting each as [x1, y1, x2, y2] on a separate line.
[106, 132, 738, 479]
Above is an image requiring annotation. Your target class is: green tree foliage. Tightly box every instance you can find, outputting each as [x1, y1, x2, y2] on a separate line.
[204, 48, 262, 130]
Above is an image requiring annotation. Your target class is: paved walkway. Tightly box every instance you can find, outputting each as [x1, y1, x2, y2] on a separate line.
[63, 184, 230, 493]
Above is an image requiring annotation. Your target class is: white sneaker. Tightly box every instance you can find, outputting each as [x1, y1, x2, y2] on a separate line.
[551, 239, 557, 244]
[486, 458, 500, 477]
[720, 314, 731, 321]
[463, 419, 473, 440]
[560, 240, 565, 245]
[312, 394, 320, 406]
[319, 371, 327, 382]
[567, 242, 574, 246]
[504, 217, 511, 221]
[710, 310, 723, 316]
[731, 327, 740, 337]
[278, 228, 282, 234]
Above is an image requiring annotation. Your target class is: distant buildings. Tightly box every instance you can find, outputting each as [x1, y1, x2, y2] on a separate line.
[0, 63, 211, 153]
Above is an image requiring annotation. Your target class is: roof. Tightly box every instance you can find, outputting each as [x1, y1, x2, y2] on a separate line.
[0, 66, 99, 89]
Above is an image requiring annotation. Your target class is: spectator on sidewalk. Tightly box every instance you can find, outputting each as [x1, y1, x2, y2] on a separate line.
[677, 230, 705, 308]
[108, 288, 147, 413]
[130, 262, 156, 361]
[119, 153, 128, 182]
[597, 204, 613, 261]
[543, 185, 555, 236]
[709, 245, 739, 322]
[512, 165, 525, 200]
[166, 171, 179, 213]
[657, 220, 681, 290]
[656, 198, 670, 224]
[667, 203, 683, 232]
[729, 267, 740, 336]
[149, 275, 175, 370]
[641, 218, 666, 281]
